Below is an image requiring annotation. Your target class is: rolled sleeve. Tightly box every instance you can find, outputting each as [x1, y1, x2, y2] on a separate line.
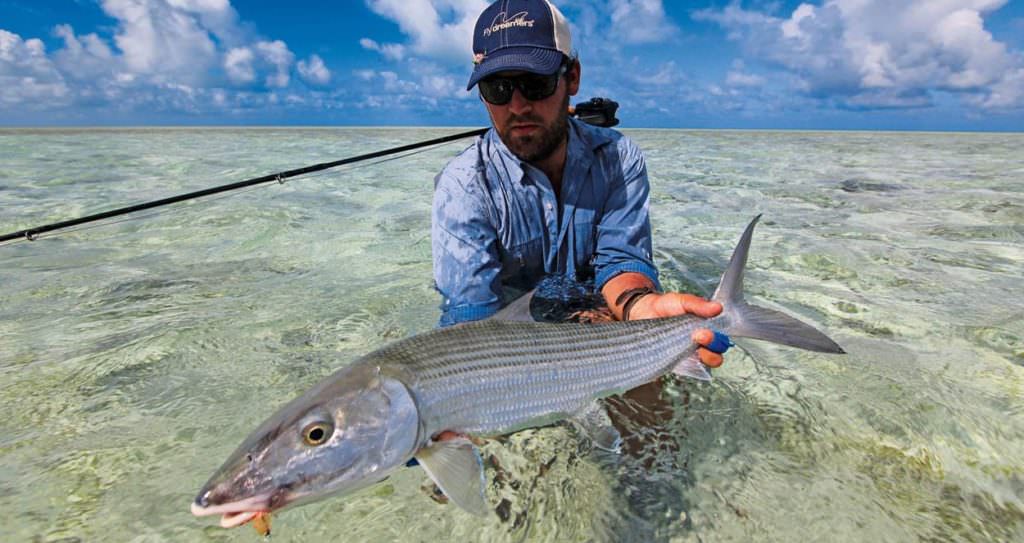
[432, 166, 503, 327]
[593, 136, 661, 291]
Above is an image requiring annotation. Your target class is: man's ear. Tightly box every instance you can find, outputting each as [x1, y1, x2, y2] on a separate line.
[567, 60, 581, 96]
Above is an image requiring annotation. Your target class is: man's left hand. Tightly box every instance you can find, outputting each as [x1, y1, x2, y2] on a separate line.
[629, 292, 725, 368]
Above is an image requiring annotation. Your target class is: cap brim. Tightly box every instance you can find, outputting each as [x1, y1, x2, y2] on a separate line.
[466, 47, 564, 90]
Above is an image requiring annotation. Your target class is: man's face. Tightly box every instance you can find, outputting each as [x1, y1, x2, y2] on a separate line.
[483, 62, 581, 164]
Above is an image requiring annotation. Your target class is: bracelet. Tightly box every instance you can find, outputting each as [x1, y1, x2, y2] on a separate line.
[615, 286, 657, 321]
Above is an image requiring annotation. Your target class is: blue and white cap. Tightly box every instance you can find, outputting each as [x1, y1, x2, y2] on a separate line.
[466, 0, 573, 90]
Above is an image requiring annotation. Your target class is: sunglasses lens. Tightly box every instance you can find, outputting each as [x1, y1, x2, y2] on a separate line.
[479, 79, 513, 105]
[479, 69, 562, 105]
[520, 74, 559, 101]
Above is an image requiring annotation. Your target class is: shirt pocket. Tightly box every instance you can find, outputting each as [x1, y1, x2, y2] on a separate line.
[498, 236, 545, 291]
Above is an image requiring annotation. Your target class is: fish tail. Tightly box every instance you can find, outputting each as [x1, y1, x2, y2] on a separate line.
[712, 215, 845, 354]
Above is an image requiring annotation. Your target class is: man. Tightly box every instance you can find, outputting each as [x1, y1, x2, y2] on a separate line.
[432, 0, 727, 369]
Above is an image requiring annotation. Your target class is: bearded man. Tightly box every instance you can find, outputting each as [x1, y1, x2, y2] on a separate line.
[432, 0, 728, 369]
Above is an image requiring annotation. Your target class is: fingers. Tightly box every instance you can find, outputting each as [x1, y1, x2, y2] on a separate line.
[698, 348, 724, 368]
[692, 329, 725, 368]
[657, 293, 722, 319]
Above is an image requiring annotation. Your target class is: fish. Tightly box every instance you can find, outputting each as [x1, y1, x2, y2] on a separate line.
[190, 215, 844, 526]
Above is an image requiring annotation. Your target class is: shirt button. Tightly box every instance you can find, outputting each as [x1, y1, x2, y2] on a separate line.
[546, 203, 553, 210]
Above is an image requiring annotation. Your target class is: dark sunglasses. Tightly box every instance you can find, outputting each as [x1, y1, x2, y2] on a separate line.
[478, 64, 568, 106]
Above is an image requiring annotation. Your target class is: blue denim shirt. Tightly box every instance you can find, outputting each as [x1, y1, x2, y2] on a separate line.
[432, 117, 660, 327]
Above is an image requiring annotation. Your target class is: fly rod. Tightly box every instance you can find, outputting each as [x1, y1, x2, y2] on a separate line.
[0, 98, 619, 245]
[0, 128, 486, 244]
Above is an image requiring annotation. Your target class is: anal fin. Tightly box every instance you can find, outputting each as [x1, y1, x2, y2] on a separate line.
[571, 401, 622, 453]
[414, 437, 489, 516]
[672, 352, 712, 382]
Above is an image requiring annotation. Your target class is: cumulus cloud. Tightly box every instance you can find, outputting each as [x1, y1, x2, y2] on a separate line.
[694, 0, 1024, 110]
[0, 30, 70, 107]
[0, 0, 333, 119]
[52, 24, 116, 81]
[359, 38, 407, 62]
[224, 47, 255, 83]
[362, 0, 487, 63]
[726, 60, 764, 88]
[101, 0, 221, 83]
[351, 65, 472, 111]
[255, 40, 293, 87]
[297, 54, 331, 85]
[609, 0, 678, 44]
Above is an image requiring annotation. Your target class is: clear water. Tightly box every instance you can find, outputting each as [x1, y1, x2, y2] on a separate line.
[1, 128, 1021, 542]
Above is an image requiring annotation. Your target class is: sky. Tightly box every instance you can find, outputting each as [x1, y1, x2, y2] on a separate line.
[1, 0, 1023, 130]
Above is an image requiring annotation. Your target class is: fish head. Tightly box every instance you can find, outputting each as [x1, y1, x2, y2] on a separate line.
[191, 363, 420, 527]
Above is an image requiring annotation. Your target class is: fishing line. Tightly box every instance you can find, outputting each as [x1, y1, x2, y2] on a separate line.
[0, 137, 468, 247]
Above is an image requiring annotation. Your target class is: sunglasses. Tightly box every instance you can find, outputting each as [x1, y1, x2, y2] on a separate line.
[478, 64, 568, 106]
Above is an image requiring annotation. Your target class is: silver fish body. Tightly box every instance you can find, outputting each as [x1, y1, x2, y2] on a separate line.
[191, 215, 844, 525]
[384, 312, 725, 439]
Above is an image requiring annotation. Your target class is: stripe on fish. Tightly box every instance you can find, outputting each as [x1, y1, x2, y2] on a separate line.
[191, 215, 845, 526]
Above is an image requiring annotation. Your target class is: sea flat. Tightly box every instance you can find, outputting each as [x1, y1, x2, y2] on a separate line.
[1, 127, 1022, 542]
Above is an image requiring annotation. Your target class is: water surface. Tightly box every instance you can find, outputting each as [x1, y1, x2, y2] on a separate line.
[1, 128, 1022, 542]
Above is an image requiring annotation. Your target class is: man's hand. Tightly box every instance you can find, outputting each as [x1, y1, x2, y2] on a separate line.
[602, 273, 727, 368]
[629, 293, 726, 368]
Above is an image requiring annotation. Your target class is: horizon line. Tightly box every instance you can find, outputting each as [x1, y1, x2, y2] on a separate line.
[1, 124, 1022, 135]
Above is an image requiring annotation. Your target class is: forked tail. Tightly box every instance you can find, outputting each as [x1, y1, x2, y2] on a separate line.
[713, 215, 845, 354]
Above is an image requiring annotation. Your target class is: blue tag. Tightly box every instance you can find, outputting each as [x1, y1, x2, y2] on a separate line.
[405, 457, 419, 468]
[707, 331, 734, 354]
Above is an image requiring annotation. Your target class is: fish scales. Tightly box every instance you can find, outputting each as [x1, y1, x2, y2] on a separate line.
[191, 215, 847, 524]
[372, 313, 728, 437]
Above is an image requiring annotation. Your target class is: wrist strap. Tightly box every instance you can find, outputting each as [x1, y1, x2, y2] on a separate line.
[615, 286, 656, 321]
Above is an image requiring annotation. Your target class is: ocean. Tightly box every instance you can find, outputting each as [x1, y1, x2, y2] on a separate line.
[1, 127, 1022, 542]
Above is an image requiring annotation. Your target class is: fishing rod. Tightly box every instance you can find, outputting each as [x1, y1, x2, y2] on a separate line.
[0, 98, 619, 245]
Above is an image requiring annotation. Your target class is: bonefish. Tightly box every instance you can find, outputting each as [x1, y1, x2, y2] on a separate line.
[190, 215, 844, 527]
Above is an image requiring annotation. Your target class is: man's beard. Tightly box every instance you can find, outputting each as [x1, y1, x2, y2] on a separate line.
[499, 92, 570, 164]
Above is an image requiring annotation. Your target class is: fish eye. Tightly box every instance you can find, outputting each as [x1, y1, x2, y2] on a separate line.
[302, 421, 333, 446]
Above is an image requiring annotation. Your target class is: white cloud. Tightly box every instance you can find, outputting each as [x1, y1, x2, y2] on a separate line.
[726, 60, 764, 88]
[297, 54, 331, 85]
[52, 24, 115, 81]
[695, 0, 1024, 110]
[362, 0, 487, 63]
[353, 68, 376, 81]
[974, 67, 1024, 109]
[359, 37, 406, 61]
[0, 0, 338, 118]
[224, 47, 255, 83]
[350, 65, 472, 109]
[255, 40, 293, 87]
[631, 61, 683, 87]
[100, 0, 220, 83]
[0, 30, 70, 107]
[726, 71, 765, 88]
[609, 0, 678, 44]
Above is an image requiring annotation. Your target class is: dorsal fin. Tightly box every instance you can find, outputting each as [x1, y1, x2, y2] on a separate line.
[711, 214, 761, 305]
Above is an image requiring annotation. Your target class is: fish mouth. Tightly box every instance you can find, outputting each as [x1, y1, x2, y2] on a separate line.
[190, 494, 274, 529]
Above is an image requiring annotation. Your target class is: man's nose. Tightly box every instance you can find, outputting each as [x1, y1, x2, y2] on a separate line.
[507, 88, 532, 115]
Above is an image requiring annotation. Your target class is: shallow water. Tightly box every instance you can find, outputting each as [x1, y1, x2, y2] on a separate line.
[1, 127, 1022, 542]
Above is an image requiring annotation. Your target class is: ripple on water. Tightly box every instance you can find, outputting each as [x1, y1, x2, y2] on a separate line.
[3, 128, 1023, 541]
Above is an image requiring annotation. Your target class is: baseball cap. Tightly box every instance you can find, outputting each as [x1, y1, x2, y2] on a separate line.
[466, 0, 573, 90]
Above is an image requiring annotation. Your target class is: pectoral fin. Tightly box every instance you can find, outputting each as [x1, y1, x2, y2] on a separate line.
[571, 401, 622, 453]
[414, 437, 489, 516]
[672, 352, 712, 382]
[489, 289, 535, 322]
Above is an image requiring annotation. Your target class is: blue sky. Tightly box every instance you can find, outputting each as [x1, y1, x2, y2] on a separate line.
[1, 0, 1023, 130]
